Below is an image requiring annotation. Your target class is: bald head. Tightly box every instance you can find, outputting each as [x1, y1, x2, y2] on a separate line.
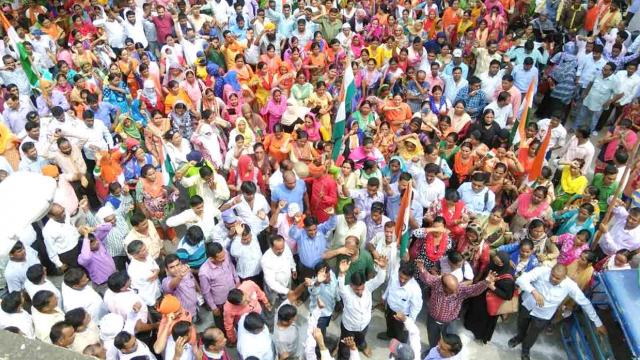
[442, 273, 459, 294]
[283, 170, 297, 189]
[48, 203, 66, 223]
[550, 264, 567, 285]
[344, 235, 360, 250]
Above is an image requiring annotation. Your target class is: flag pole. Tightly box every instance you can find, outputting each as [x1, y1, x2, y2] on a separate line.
[591, 139, 640, 249]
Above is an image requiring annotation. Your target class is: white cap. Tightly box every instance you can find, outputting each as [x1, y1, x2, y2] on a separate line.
[452, 48, 463, 57]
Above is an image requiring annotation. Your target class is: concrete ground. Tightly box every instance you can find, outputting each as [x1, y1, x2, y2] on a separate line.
[191, 298, 568, 360]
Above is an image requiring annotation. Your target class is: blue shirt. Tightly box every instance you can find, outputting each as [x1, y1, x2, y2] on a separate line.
[457, 182, 495, 217]
[512, 64, 539, 93]
[90, 102, 118, 128]
[289, 215, 337, 268]
[443, 61, 469, 79]
[271, 179, 306, 213]
[454, 86, 488, 119]
[308, 271, 339, 316]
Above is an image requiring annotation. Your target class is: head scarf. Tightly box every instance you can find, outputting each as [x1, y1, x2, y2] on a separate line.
[381, 155, 407, 182]
[42, 164, 60, 177]
[223, 70, 242, 92]
[142, 79, 158, 105]
[157, 294, 182, 314]
[117, 114, 142, 140]
[397, 136, 424, 161]
[96, 206, 115, 223]
[490, 250, 512, 275]
[234, 117, 255, 146]
[237, 155, 257, 182]
[350, 34, 365, 58]
[303, 113, 322, 141]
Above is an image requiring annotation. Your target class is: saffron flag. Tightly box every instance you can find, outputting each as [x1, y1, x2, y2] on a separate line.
[510, 79, 536, 146]
[331, 59, 356, 161]
[395, 183, 413, 258]
[527, 126, 552, 182]
[0, 13, 39, 86]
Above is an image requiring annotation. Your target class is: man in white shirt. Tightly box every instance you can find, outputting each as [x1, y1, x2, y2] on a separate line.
[164, 321, 196, 360]
[42, 203, 81, 272]
[103, 271, 156, 335]
[220, 181, 270, 234]
[485, 91, 514, 128]
[61, 267, 108, 323]
[536, 113, 567, 160]
[24, 264, 61, 305]
[176, 165, 230, 211]
[237, 312, 275, 360]
[166, 195, 221, 241]
[336, 255, 387, 358]
[4, 241, 40, 293]
[555, 128, 595, 174]
[81, 109, 113, 162]
[512, 265, 605, 360]
[123, 8, 148, 48]
[93, 8, 126, 51]
[126, 241, 161, 307]
[479, 60, 506, 101]
[0, 291, 35, 339]
[379, 262, 423, 343]
[229, 223, 263, 284]
[114, 331, 158, 360]
[261, 234, 296, 302]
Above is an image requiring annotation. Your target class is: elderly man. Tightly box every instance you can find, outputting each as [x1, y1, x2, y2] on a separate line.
[42, 203, 81, 272]
[417, 258, 495, 352]
[512, 264, 606, 360]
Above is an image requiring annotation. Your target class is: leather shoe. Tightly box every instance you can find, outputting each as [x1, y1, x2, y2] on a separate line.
[508, 337, 521, 348]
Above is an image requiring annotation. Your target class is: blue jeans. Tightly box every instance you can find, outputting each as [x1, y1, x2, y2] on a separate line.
[575, 105, 603, 132]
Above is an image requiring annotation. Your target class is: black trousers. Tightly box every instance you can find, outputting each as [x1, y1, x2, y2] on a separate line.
[385, 305, 408, 342]
[59, 244, 81, 268]
[426, 312, 450, 351]
[516, 302, 550, 355]
[338, 322, 369, 360]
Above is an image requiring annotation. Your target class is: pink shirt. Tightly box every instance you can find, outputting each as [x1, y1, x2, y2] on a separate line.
[555, 233, 589, 266]
[425, 73, 445, 92]
[222, 280, 268, 343]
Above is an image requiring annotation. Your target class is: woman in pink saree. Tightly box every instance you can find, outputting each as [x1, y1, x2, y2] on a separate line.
[260, 87, 288, 133]
[348, 137, 386, 170]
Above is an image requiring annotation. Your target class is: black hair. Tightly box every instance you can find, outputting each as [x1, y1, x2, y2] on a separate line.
[63, 267, 86, 288]
[26, 264, 45, 283]
[107, 271, 130, 293]
[172, 320, 191, 340]
[205, 242, 224, 258]
[243, 312, 265, 333]
[32, 290, 55, 311]
[277, 304, 297, 322]
[50, 321, 72, 344]
[442, 333, 463, 355]
[114, 331, 133, 350]
[227, 288, 244, 305]
[0, 292, 22, 313]
[65, 308, 87, 329]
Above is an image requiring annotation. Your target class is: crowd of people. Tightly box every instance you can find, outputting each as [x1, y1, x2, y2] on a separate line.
[1, 0, 640, 359]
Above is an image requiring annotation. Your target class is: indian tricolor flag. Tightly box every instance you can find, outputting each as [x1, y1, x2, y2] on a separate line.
[331, 59, 356, 161]
[395, 183, 413, 258]
[510, 79, 536, 146]
[0, 13, 39, 86]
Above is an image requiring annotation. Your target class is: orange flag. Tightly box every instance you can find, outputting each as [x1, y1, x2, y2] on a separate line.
[528, 127, 552, 182]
